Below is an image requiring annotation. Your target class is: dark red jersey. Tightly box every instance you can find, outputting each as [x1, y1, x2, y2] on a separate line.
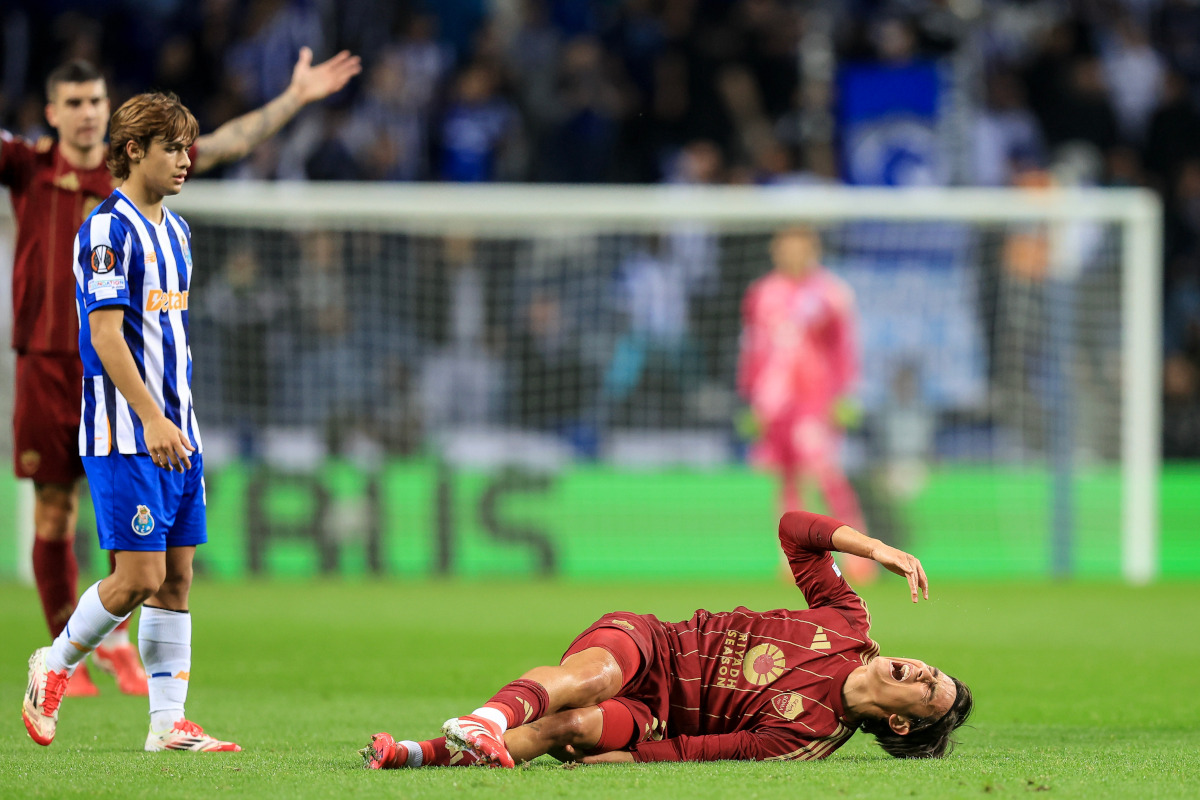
[627, 511, 879, 762]
[1, 133, 117, 354]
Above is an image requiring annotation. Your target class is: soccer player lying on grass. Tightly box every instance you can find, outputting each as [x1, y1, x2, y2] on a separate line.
[361, 511, 973, 769]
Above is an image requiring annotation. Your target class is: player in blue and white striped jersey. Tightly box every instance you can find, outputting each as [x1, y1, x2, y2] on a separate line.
[23, 92, 239, 754]
[74, 164, 201, 459]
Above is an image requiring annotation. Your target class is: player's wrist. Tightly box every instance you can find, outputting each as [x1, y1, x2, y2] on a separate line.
[281, 84, 306, 108]
[137, 409, 171, 428]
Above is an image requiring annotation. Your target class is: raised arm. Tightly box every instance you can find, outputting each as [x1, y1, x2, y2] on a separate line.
[190, 47, 361, 174]
[830, 525, 928, 603]
[780, 510, 929, 604]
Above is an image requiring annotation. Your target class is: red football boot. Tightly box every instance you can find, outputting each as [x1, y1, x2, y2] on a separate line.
[92, 642, 149, 695]
[442, 714, 514, 768]
[63, 661, 100, 698]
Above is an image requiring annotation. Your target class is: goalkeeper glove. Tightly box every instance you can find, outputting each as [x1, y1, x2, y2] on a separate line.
[832, 396, 863, 430]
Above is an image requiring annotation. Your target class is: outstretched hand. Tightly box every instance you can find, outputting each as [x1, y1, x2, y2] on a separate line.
[288, 47, 362, 105]
[870, 543, 929, 603]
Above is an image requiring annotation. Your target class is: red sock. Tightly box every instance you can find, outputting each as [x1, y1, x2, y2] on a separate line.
[106, 550, 131, 633]
[485, 679, 550, 728]
[419, 737, 482, 767]
[32, 538, 78, 638]
[590, 698, 638, 754]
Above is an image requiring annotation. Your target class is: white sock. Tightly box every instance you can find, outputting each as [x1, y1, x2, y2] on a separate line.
[139, 606, 191, 732]
[471, 706, 508, 733]
[47, 581, 128, 673]
[399, 740, 423, 767]
[101, 624, 130, 648]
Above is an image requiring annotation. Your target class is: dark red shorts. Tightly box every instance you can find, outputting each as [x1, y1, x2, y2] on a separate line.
[562, 612, 675, 750]
[13, 353, 84, 484]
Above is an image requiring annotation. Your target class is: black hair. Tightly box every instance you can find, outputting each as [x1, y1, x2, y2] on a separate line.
[45, 60, 105, 100]
[859, 675, 974, 759]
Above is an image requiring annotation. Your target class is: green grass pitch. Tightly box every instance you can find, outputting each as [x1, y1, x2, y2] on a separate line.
[2, 577, 1198, 799]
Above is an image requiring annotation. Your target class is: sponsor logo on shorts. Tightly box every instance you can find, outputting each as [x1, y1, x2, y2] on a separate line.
[18, 449, 40, 476]
[772, 693, 804, 720]
[88, 276, 126, 293]
[132, 504, 155, 536]
[90, 245, 116, 274]
[743, 643, 787, 687]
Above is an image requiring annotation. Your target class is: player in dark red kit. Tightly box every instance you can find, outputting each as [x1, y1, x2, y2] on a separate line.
[362, 511, 972, 768]
[3, 49, 360, 696]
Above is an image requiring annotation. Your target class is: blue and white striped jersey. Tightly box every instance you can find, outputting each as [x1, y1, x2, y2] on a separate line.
[73, 188, 202, 457]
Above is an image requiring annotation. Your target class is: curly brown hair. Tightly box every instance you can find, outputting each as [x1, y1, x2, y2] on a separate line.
[106, 92, 198, 180]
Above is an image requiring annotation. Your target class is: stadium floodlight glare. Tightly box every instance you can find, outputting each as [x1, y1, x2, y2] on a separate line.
[0, 182, 1161, 582]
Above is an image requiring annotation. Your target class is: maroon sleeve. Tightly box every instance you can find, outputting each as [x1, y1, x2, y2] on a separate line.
[778, 511, 863, 613]
[630, 728, 818, 762]
[0, 131, 36, 190]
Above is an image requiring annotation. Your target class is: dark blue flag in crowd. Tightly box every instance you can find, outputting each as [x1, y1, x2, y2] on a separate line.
[837, 61, 945, 186]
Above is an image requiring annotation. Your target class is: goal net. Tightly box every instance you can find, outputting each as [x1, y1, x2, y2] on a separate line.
[0, 183, 1161, 582]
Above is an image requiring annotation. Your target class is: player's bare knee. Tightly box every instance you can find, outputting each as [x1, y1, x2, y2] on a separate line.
[33, 511, 73, 541]
[113, 563, 167, 602]
[559, 648, 624, 704]
[576, 660, 624, 705]
[33, 482, 78, 541]
[155, 570, 192, 606]
[561, 708, 601, 746]
[539, 708, 598, 748]
[105, 580, 156, 610]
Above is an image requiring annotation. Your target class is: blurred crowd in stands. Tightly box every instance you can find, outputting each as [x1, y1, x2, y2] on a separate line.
[1, 0, 1199, 456]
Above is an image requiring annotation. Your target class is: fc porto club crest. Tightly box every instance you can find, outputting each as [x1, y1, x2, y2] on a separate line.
[90, 245, 115, 274]
[177, 231, 192, 266]
[132, 505, 155, 536]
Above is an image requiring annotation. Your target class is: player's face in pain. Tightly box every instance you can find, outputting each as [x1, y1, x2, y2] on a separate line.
[869, 656, 957, 732]
[45, 80, 110, 152]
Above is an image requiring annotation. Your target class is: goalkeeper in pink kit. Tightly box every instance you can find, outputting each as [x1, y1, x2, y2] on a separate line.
[738, 227, 875, 582]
